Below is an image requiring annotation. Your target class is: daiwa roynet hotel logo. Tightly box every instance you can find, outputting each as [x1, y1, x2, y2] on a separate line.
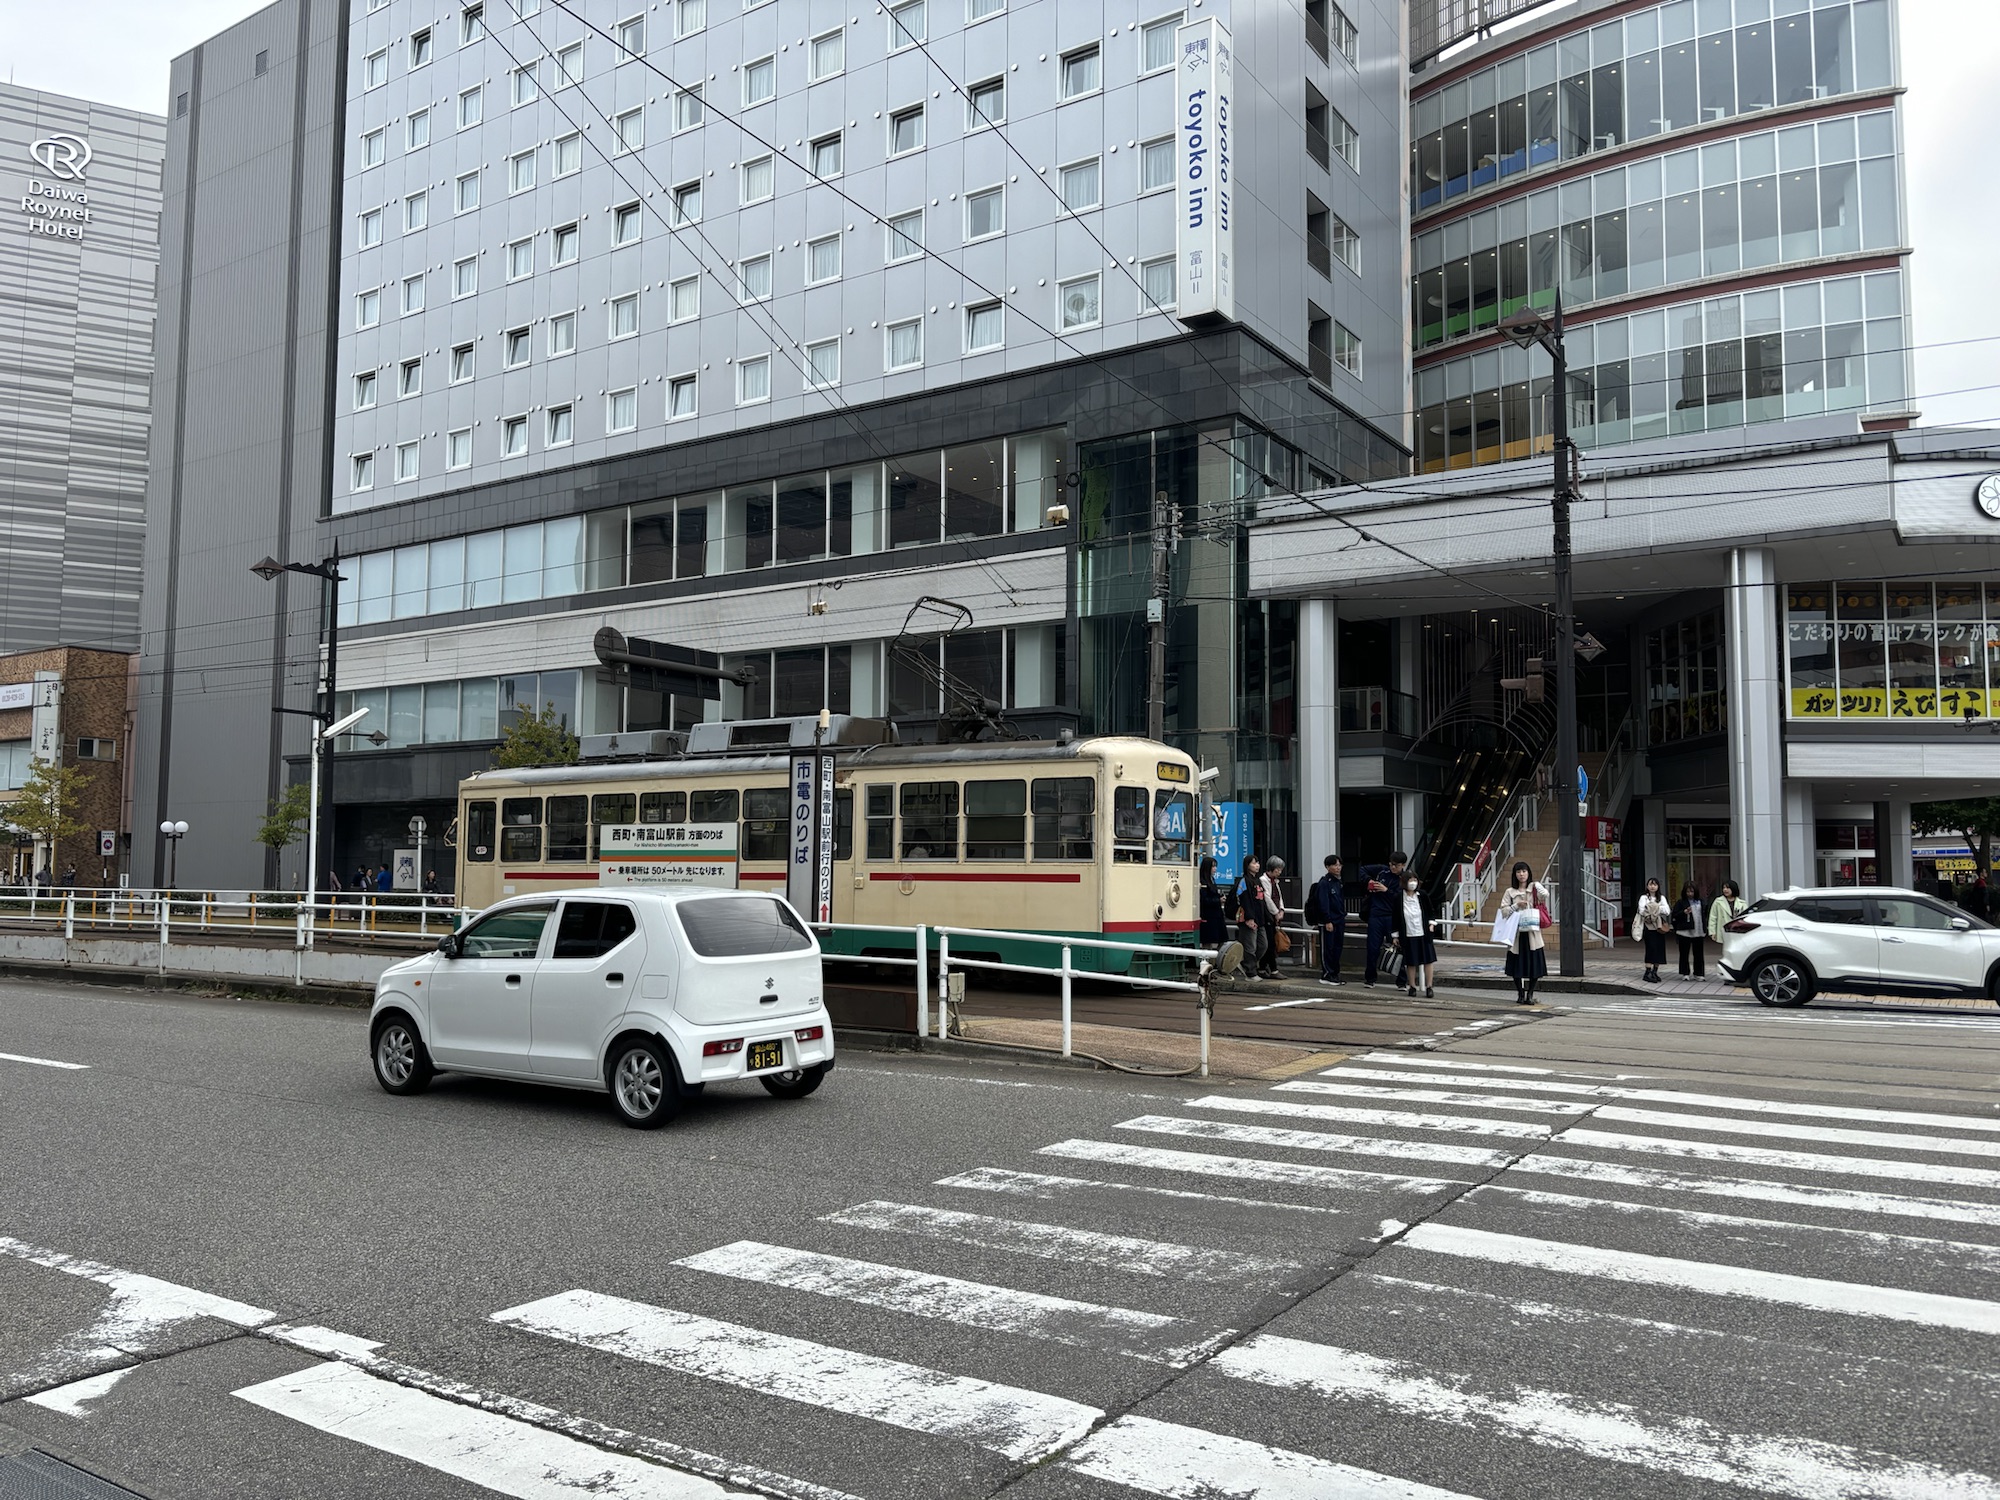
[20, 133, 95, 241]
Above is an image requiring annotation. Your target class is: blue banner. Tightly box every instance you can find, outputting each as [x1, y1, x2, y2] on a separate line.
[1211, 801, 1253, 883]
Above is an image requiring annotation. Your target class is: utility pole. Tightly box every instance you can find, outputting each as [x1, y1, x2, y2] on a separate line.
[1146, 488, 1171, 742]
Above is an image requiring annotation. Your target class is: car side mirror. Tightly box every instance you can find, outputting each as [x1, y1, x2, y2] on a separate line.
[1951, 916, 1972, 932]
[437, 932, 461, 958]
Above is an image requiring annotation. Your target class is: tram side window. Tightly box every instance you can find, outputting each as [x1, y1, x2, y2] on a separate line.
[965, 779, 1026, 860]
[500, 797, 543, 862]
[547, 795, 590, 862]
[640, 790, 687, 824]
[466, 800, 497, 862]
[690, 788, 740, 824]
[1153, 789, 1194, 866]
[900, 781, 959, 860]
[835, 788, 853, 861]
[1111, 786, 1149, 865]
[1031, 777, 1094, 860]
[591, 793, 636, 857]
[865, 785, 894, 860]
[743, 787, 788, 861]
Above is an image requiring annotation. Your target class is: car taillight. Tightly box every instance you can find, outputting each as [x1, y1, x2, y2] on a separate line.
[795, 1025, 824, 1042]
[1723, 919, 1759, 933]
[702, 1038, 744, 1056]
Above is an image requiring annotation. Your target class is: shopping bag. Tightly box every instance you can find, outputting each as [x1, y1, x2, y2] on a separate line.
[1490, 911, 1520, 946]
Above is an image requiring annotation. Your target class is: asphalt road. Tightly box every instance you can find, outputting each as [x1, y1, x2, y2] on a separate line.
[2, 977, 1998, 1500]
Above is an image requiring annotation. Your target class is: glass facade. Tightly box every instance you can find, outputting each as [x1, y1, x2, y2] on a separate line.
[1645, 611, 1726, 745]
[1413, 109, 1899, 350]
[1410, 0, 1894, 213]
[1785, 580, 2000, 721]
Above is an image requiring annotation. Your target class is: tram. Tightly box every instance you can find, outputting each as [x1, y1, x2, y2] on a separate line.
[452, 716, 1202, 976]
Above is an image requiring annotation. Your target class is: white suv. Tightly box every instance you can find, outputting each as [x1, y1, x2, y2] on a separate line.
[1717, 886, 2000, 1007]
[368, 888, 835, 1127]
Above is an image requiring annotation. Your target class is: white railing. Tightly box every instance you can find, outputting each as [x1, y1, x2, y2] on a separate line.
[1441, 780, 1544, 941]
[1540, 863, 1618, 945]
[0, 886, 473, 954]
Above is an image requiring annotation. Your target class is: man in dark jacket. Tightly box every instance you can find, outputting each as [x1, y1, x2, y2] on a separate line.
[1305, 854, 1346, 984]
[1359, 851, 1408, 986]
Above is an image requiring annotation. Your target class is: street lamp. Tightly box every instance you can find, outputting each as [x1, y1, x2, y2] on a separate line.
[252, 553, 346, 920]
[159, 820, 189, 890]
[1499, 296, 1584, 978]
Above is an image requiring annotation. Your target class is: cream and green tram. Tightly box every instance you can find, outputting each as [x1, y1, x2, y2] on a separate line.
[453, 727, 1202, 977]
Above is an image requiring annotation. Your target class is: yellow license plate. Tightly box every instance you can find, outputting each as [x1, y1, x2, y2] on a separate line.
[746, 1039, 785, 1071]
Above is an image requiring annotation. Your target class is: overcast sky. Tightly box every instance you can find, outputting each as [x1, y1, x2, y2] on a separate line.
[3, 0, 1993, 428]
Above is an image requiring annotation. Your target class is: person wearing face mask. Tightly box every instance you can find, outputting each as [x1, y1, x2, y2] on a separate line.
[1390, 870, 1438, 998]
[1633, 875, 1672, 982]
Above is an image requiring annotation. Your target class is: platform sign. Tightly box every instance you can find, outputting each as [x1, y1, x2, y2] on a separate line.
[599, 823, 737, 888]
[1210, 801, 1252, 883]
[1174, 17, 1234, 321]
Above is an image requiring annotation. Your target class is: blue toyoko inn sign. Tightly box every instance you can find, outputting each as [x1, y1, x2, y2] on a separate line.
[1175, 18, 1234, 321]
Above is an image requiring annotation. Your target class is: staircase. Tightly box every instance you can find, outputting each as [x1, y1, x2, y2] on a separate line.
[1469, 750, 1607, 928]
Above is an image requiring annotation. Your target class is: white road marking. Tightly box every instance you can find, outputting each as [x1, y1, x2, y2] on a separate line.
[1061, 1413, 1478, 1499]
[1037, 1138, 1469, 1193]
[1356, 1054, 1562, 1075]
[1319, 1067, 1609, 1097]
[675, 1240, 1231, 1366]
[1241, 997, 1333, 1012]
[1560, 1129, 2000, 1188]
[236, 1360, 740, 1499]
[1197, 1094, 1554, 1138]
[1512, 1154, 2000, 1227]
[491, 1289, 1101, 1463]
[1116, 1114, 1518, 1168]
[0, 1051, 88, 1070]
[936, 1165, 1349, 1215]
[1595, 1104, 2000, 1158]
[824, 1200, 1296, 1282]
[1397, 1222, 2000, 1334]
[22, 1367, 130, 1417]
[1277, 1080, 1590, 1114]
[1620, 1087, 2000, 1133]
[1210, 1334, 2000, 1500]
[1587, 1003, 2000, 1029]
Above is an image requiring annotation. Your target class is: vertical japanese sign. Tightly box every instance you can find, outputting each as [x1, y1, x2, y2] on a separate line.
[29, 674, 61, 766]
[1175, 17, 1234, 322]
[815, 752, 836, 924]
[787, 753, 818, 917]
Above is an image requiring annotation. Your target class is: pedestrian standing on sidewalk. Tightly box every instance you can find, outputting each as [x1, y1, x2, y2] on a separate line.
[1259, 856, 1287, 977]
[326, 866, 344, 923]
[1391, 871, 1438, 998]
[1197, 856, 1228, 951]
[1496, 860, 1548, 1006]
[1306, 855, 1346, 984]
[1634, 876, 1671, 982]
[1707, 879, 1749, 943]
[1360, 851, 1408, 986]
[1672, 880, 1706, 978]
[1233, 856, 1268, 980]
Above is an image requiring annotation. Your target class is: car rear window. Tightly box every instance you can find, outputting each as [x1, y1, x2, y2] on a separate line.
[677, 896, 814, 958]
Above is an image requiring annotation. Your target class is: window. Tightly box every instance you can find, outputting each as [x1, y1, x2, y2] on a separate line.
[512, 64, 539, 106]
[363, 49, 387, 89]
[810, 29, 844, 80]
[447, 428, 472, 470]
[613, 203, 642, 245]
[1059, 274, 1100, 330]
[1329, 107, 1358, 171]
[458, 86, 482, 128]
[553, 901, 638, 958]
[549, 311, 576, 355]
[805, 338, 840, 387]
[810, 134, 842, 179]
[736, 254, 771, 302]
[455, 171, 480, 212]
[966, 186, 1003, 239]
[886, 318, 923, 369]
[900, 782, 958, 859]
[461, 5, 485, 43]
[807, 234, 841, 283]
[1141, 14, 1181, 72]
[889, 105, 924, 155]
[504, 326, 531, 366]
[353, 371, 377, 409]
[553, 134, 581, 177]
[408, 108, 432, 148]
[965, 301, 1003, 351]
[401, 274, 425, 314]
[464, 900, 552, 953]
[1153, 789, 1193, 865]
[965, 780, 1026, 860]
[1327, 1, 1358, 64]
[361, 128, 385, 167]
[669, 275, 700, 321]
[1140, 136, 1174, 194]
[744, 56, 776, 106]
[610, 294, 638, 338]
[551, 222, 579, 264]
[1059, 158, 1101, 211]
[502, 415, 528, 456]
[616, 107, 644, 152]
[888, 0, 924, 49]
[968, 77, 1004, 128]
[507, 238, 533, 279]
[356, 288, 380, 327]
[616, 14, 645, 56]
[741, 155, 774, 203]
[547, 405, 573, 446]
[676, 0, 705, 37]
[1112, 785, 1149, 862]
[1061, 44, 1100, 98]
[672, 180, 702, 224]
[668, 374, 698, 418]
[399, 356, 422, 395]
[673, 86, 704, 131]
[677, 897, 812, 958]
[886, 209, 923, 261]
[395, 441, 420, 482]
[1141, 255, 1175, 311]
[358, 208, 383, 247]
[555, 42, 583, 87]
[450, 344, 474, 382]
[1334, 321, 1362, 376]
[496, 802, 546, 865]
[404, 190, 427, 230]
[1329, 212, 1359, 272]
[509, 149, 536, 193]
[607, 387, 638, 432]
[968, 0, 1004, 18]
[737, 355, 770, 404]
[410, 27, 433, 67]
[351, 453, 375, 491]
[452, 257, 477, 297]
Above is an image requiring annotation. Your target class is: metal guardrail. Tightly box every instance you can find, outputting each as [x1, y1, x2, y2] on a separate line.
[0, 886, 475, 960]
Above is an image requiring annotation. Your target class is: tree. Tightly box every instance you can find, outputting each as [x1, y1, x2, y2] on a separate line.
[7, 758, 92, 870]
[490, 702, 580, 769]
[256, 782, 314, 883]
[1911, 799, 2000, 886]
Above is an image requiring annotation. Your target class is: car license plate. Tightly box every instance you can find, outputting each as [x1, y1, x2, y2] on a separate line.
[746, 1039, 785, 1072]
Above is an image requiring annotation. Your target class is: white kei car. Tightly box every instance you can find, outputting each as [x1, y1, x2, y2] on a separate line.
[368, 888, 835, 1128]
[1716, 885, 2000, 1007]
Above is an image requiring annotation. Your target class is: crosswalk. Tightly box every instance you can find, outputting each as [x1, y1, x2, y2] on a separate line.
[9, 1045, 2000, 1499]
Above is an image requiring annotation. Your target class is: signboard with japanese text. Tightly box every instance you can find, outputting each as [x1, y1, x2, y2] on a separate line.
[1174, 17, 1234, 322]
[1210, 801, 1252, 883]
[598, 823, 738, 888]
[815, 752, 836, 923]
[787, 754, 817, 915]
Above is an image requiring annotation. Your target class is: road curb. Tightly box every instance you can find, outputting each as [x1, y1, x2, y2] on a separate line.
[0, 956, 370, 1009]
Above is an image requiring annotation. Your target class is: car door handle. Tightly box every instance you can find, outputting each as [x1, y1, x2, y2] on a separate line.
[606, 972, 624, 984]
[505, 973, 523, 985]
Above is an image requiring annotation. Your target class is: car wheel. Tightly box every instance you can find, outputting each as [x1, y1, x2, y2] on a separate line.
[372, 1015, 434, 1095]
[759, 1063, 828, 1100]
[1748, 956, 1814, 1008]
[608, 1038, 680, 1129]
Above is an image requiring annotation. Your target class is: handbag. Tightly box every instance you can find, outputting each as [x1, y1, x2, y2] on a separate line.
[1379, 944, 1406, 979]
[1275, 927, 1292, 955]
[1534, 903, 1552, 931]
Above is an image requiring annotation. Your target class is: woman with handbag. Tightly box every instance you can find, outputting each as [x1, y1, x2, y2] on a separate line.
[1391, 872, 1439, 998]
[1707, 879, 1750, 943]
[1671, 880, 1706, 977]
[1634, 876, 1672, 982]
[1496, 860, 1548, 1005]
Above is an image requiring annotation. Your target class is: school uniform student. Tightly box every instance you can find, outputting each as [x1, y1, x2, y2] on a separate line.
[1495, 861, 1548, 1006]
[1391, 872, 1439, 998]
[1634, 877, 1672, 983]
[1305, 855, 1346, 984]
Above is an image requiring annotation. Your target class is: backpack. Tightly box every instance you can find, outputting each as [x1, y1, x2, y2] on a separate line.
[1304, 881, 1325, 926]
